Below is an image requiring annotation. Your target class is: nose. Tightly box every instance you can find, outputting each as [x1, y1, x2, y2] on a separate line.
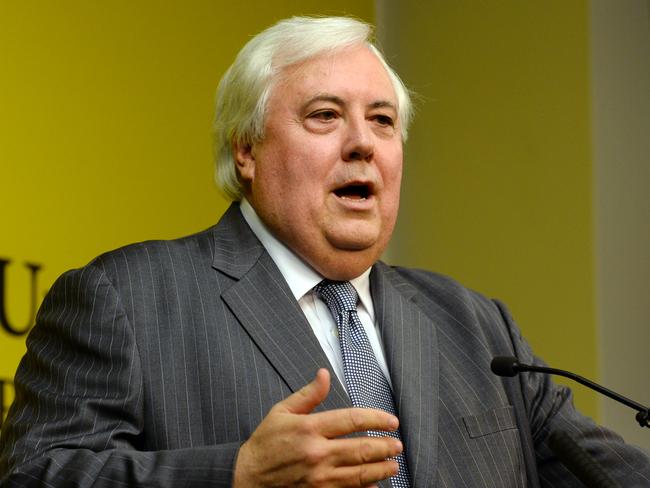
[342, 116, 374, 162]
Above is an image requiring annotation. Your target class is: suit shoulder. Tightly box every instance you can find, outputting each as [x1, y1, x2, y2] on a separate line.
[378, 263, 519, 355]
[381, 263, 500, 317]
[387, 264, 487, 299]
[52, 226, 217, 289]
[96, 226, 214, 269]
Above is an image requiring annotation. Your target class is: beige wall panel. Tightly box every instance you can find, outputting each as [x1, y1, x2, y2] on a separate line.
[378, 1, 598, 416]
[591, 0, 650, 451]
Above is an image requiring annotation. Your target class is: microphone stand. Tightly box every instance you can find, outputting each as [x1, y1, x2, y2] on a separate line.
[492, 357, 650, 428]
[491, 356, 647, 487]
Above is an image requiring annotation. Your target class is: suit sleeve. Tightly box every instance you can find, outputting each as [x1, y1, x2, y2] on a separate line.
[494, 300, 650, 487]
[0, 264, 240, 487]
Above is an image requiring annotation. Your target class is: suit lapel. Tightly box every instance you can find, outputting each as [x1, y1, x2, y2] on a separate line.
[371, 262, 440, 487]
[211, 204, 351, 412]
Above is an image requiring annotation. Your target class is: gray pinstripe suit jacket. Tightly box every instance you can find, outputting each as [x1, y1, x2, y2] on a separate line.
[1, 203, 649, 487]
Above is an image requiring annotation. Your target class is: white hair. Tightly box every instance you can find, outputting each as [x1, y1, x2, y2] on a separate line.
[212, 16, 413, 201]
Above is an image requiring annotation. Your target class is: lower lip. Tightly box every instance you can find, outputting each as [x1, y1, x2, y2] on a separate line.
[333, 194, 375, 210]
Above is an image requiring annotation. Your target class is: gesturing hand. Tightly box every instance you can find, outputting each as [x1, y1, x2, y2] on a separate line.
[233, 368, 402, 487]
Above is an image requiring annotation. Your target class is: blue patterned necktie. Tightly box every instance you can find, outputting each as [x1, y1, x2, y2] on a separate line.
[314, 280, 411, 487]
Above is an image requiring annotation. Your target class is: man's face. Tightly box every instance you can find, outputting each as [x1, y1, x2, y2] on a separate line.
[236, 45, 403, 280]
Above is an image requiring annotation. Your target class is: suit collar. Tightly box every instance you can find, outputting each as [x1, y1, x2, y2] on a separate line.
[211, 203, 352, 411]
[211, 203, 264, 280]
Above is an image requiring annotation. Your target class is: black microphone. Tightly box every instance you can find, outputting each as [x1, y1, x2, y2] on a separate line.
[548, 430, 621, 488]
[490, 356, 650, 428]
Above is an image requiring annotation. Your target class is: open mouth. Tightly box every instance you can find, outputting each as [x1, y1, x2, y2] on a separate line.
[333, 183, 372, 201]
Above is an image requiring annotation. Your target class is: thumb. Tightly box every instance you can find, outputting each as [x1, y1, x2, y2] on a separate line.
[279, 368, 331, 415]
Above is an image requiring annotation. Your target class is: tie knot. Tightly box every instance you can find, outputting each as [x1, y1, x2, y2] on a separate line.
[314, 280, 358, 316]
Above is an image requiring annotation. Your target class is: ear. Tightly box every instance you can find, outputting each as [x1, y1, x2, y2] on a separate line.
[233, 140, 256, 183]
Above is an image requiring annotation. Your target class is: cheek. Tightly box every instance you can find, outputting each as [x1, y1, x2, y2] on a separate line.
[382, 154, 403, 192]
[380, 156, 403, 214]
[286, 146, 337, 187]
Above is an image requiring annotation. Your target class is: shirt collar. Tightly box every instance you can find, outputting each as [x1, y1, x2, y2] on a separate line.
[239, 199, 374, 320]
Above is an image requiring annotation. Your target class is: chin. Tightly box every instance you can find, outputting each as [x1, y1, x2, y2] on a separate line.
[318, 263, 370, 281]
[326, 227, 381, 251]
[316, 244, 385, 281]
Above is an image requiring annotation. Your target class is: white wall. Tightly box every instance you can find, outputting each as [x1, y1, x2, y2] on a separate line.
[591, 0, 650, 450]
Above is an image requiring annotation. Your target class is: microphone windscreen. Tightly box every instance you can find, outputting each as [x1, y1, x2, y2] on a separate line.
[490, 356, 520, 377]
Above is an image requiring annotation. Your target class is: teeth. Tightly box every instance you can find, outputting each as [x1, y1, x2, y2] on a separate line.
[335, 184, 371, 200]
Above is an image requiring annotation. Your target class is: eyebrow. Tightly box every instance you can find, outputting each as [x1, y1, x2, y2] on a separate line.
[368, 100, 398, 112]
[301, 94, 397, 113]
[301, 94, 344, 111]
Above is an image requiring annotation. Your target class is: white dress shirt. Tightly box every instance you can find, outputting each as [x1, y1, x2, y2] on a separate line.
[239, 198, 393, 390]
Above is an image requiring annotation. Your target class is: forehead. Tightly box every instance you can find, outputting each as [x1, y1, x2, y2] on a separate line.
[271, 46, 397, 107]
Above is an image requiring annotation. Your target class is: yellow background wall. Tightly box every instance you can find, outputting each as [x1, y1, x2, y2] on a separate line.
[379, 1, 598, 416]
[0, 0, 374, 424]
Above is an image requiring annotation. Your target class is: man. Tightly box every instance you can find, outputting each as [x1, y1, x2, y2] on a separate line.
[0, 16, 648, 488]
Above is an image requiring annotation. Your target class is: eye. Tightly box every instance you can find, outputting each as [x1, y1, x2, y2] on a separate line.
[373, 114, 394, 127]
[310, 109, 338, 121]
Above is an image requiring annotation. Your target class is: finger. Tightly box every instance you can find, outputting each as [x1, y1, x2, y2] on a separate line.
[327, 436, 403, 467]
[312, 407, 399, 438]
[278, 368, 331, 415]
[332, 459, 399, 487]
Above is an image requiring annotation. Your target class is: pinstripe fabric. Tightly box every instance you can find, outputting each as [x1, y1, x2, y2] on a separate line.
[1, 203, 648, 487]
